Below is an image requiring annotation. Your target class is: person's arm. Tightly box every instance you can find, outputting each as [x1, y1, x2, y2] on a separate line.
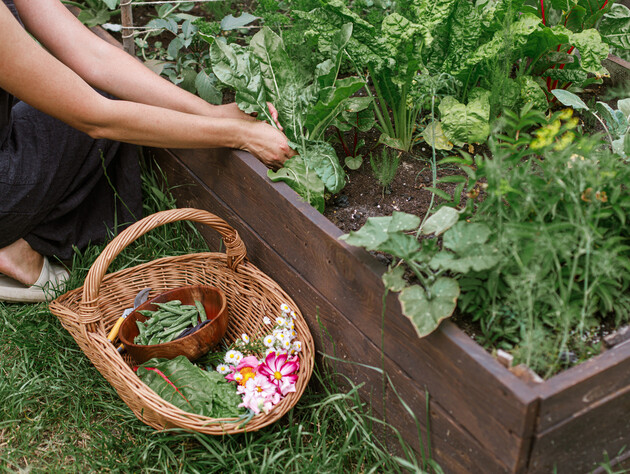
[0, 3, 293, 168]
[13, 0, 247, 120]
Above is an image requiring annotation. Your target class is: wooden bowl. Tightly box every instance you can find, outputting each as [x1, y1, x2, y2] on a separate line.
[118, 285, 228, 364]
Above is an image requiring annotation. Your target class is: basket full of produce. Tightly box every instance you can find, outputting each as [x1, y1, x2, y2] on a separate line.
[49, 208, 314, 434]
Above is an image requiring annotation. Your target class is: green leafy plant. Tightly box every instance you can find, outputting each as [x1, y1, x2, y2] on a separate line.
[136, 356, 244, 418]
[529, 0, 630, 91]
[552, 88, 630, 158]
[442, 105, 630, 376]
[369, 147, 400, 193]
[340, 208, 499, 338]
[131, 4, 225, 104]
[210, 25, 364, 211]
[295, 0, 430, 152]
[332, 97, 375, 170]
[64, 0, 119, 27]
[600, 2, 630, 61]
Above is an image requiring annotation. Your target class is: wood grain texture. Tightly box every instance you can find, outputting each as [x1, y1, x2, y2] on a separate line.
[152, 147, 538, 467]
[536, 341, 630, 432]
[151, 145, 630, 472]
[528, 384, 630, 473]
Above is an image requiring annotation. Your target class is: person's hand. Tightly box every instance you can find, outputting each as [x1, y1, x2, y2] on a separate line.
[241, 120, 296, 169]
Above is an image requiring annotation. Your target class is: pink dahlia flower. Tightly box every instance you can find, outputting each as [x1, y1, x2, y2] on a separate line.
[237, 374, 280, 414]
[258, 351, 299, 395]
[225, 355, 260, 385]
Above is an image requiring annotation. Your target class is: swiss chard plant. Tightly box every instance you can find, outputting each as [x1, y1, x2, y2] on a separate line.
[296, 0, 618, 150]
[294, 0, 431, 152]
[210, 24, 364, 211]
[420, 0, 616, 145]
[525, 0, 630, 91]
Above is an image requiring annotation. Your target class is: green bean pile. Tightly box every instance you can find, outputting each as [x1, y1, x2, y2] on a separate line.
[134, 300, 207, 345]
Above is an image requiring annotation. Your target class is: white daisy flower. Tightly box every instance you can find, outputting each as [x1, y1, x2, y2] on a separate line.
[216, 364, 231, 374]
[225, 349, 243, 364]
[288, 320, 295, 330]
[272, 328, 284, 337]
[241, 333, 250, 344]
[293, 341, 302, 353]
[234, 372, 243, 382]
[263, 316, 271, 325]
[276, 316, 287, 327]
[263, 335, 275, 347]
[290, 311, 297, 319]
[275, 331, 287, 343]
[282, 339, 292, 350]
[280, 303, 290, 313]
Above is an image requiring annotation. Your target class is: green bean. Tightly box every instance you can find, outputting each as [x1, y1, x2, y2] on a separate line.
[160, 323, 193, 341]
[154, 302, 197, 315]
[195, 300, 207, 322]
[133, 298, 209, 345]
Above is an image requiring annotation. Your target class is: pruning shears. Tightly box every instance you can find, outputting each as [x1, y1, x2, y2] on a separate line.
[107, 288, 151, 352]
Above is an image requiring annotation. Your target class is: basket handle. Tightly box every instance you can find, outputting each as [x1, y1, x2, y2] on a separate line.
[79, 208, 247, 326]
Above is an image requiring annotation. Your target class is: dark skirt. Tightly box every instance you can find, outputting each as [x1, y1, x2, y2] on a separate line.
[0, 100, 142, 260]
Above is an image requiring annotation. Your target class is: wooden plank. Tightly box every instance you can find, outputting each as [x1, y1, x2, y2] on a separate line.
[528, 384, 630, 473]
[153, 147, 539, 470]
[535, 341, 630, 432]
[152, 149, 518, 473]
[603, 54, 630, 87]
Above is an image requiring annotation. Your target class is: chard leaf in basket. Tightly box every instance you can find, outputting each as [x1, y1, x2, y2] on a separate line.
[136, 356, 243, 418]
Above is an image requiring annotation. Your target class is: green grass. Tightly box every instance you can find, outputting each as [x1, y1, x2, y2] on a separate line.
[0, 159, 431, 473]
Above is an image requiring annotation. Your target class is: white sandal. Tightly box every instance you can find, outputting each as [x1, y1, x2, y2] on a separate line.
[0, 256, 69, 303]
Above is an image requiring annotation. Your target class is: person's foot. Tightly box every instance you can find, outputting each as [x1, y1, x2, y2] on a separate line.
[0, 239, 69, 303]
[0, 239, 45, 286]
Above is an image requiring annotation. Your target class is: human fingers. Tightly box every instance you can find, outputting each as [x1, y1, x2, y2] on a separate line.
[266, 102, 283, 131]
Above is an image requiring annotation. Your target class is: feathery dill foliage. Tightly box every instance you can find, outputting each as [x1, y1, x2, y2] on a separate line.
[0, 158, 426, 473]
[370, 147, 401, 192]
[456, 105, 630, 377]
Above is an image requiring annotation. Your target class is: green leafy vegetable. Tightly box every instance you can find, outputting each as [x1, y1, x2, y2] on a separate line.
[211, 25, 361, 209]
[438, 89, 491, 145]
[136, 356, 244, 418]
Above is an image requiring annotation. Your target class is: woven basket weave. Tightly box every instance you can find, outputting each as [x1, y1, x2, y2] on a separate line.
[49, 208, 314, 434]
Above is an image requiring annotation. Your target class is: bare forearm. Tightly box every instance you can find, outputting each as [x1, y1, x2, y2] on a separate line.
[15, 0, 239, 119]
[92, 97, 247, 148]
[86, 41, 230, 118]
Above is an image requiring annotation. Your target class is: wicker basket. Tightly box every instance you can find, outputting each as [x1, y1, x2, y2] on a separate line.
[49, 208, 314, 434]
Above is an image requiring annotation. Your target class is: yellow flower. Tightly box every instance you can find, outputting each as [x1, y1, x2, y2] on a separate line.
[554, 131, 575, 151]
[558, 108, 573, 121]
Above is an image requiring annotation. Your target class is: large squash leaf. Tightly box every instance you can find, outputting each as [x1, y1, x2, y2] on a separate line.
[398, 279, 460, 337]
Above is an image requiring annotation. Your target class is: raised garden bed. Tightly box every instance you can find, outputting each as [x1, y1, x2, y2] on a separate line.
[150, 143, 630, 473]
[73, 7, 630, 472]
